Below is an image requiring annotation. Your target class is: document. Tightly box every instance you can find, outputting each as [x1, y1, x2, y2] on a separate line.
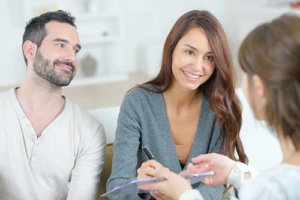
[100, 177, 165, 197]
[101, 171, 214, 197]
[183, 171, 214, 184]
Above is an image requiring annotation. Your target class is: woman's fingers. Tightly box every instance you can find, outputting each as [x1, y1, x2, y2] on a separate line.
[191, 153, 213, 164]
[137, 161, 168, 191]
[138, 162, 165, 178]
[141, 159, 163, 168]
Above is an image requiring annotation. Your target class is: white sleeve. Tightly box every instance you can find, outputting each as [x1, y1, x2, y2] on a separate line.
[227, 162, 257, 189]
[179, 189, 204, 200]
[239, 177, 284, 200]
[67, 123, 106, 200]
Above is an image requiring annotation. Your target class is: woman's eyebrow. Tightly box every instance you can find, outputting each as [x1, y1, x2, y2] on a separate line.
[183, 44, 213, 55]
[183, 44, 198, 52]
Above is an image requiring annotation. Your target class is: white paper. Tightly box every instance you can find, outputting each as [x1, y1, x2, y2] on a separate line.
[183, 171, 214, 184]
[101, 171, 214, 197]
[100, 177, 165, 197]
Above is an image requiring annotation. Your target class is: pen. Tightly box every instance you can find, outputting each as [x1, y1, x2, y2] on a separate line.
[142, 145, 155, 160]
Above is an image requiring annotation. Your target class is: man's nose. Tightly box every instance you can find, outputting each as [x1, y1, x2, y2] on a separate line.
[64, 48, 77, 64]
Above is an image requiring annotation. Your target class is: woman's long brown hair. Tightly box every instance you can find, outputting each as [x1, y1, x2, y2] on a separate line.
[239, 14, 300, 151]
[139, 10, 247, 163]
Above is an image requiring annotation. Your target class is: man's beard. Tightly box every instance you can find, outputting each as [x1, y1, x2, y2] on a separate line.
[33, 50, 75, 86]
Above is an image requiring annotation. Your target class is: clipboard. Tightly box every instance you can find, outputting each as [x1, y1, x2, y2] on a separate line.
[183, 171, 214, 184]
[101, 171, 214, 197]
[100, 177, 165, 197]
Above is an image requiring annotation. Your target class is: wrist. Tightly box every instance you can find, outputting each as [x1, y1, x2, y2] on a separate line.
[227, 162, 256, 189]
[176, 184, 192, 199]
[179, 189, 202, 200]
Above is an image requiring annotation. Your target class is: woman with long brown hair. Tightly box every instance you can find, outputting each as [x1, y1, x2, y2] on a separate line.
[137, 13, 300, 200]
[107, 10, 247, 199]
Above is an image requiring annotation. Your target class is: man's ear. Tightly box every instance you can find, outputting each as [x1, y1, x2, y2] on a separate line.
[252, 75, 267, 97]
[23, 40, 37, 62]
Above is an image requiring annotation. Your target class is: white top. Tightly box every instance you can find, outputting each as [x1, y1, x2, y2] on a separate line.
[0, 89, 106, 200]
[179, 189, 204, 200]
[239, 164, 300, 200]
[180, 163, 300, 200]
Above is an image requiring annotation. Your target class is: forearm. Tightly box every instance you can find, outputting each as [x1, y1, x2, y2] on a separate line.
[67, 125, 106, 199]
[107, 92, 144, 192]
[106, 143, 144, 200]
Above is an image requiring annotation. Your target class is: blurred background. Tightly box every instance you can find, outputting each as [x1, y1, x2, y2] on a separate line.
[1, 0, 299, 109]
[1, 0, 299, 169]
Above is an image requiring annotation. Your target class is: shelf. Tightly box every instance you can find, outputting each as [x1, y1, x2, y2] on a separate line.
[80, 35, 121, 45]
[77, 13, 123, 46]
[237, 5, 300, 18]
[69, 74, 129, 87]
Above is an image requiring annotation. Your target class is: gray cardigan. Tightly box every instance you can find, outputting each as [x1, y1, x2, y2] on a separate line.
[107, 85, 224, 200]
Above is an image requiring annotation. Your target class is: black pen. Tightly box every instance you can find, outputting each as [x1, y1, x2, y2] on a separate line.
[142, 145, 155, 160]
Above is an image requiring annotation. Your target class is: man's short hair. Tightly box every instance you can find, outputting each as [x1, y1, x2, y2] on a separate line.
[22, 10, 77, 64]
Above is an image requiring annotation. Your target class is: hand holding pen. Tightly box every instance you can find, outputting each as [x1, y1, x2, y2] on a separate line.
[141, 145, 214, 181]
[137, 149, 165, 192]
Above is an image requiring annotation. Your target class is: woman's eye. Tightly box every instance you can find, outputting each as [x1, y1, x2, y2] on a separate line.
[185, 50, 194, 55]
[205, 55, 214, 63]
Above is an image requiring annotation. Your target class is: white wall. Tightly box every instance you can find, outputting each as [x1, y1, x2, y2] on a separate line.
[1, 1, 297, 87]
[0, 0, 26, 86]
[1, 0, 283, 87]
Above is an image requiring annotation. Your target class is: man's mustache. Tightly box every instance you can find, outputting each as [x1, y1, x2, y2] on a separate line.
[54, 60, 75, 72]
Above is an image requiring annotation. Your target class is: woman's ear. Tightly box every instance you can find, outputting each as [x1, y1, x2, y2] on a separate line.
[23, 40, 37, 64]
[252, 75, 267, 98]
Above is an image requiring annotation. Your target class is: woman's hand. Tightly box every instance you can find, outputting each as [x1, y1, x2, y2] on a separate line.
[136, 160, 164, 191]
[187, 153, 236, 186]
[137, 160, 192, 200]
[151, 167, 192, 200]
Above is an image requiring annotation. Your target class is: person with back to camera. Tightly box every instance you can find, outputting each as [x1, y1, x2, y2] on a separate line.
[137, 13, 300, 200]
[107, 10, 247, 199]
[0, 10, 106, 200]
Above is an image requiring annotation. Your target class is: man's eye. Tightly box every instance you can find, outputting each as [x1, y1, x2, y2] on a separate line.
[57, 43, 65, 48]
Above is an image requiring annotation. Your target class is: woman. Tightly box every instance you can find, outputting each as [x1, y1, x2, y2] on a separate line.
[138, 13, 300, 200]
[107, 10, 247, 199]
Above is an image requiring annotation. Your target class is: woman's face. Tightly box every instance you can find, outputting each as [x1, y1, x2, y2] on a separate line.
[242, 71, 266, 120]
[171, 27, 216, 91]
[242, 72, 250, 102]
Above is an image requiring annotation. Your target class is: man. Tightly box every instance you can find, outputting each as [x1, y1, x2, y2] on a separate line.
[0, 10, 106, 200]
